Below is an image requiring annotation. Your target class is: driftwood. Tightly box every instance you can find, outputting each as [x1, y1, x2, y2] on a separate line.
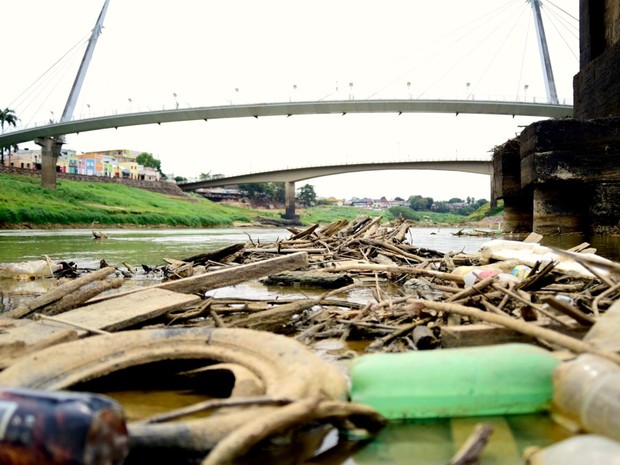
[448, 423, 494, 465]
[42, 277, 125, 316]
[4, 216, 620, 364]
[262, 271, 354, 288]
[230, 299, 321, 332]
[5, 266, 118, 319]
[180, 243, 246, 266]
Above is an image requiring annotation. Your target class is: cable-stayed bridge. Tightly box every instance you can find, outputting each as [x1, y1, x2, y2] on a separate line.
[0, 0, 579, 209]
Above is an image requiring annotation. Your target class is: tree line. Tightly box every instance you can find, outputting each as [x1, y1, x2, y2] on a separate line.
[407, 195, 487, 215]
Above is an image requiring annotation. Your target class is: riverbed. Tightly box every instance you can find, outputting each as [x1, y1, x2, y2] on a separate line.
[0, 225, 614, 464]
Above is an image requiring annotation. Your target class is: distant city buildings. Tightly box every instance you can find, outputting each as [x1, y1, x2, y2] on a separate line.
[3, 148, 161, 181]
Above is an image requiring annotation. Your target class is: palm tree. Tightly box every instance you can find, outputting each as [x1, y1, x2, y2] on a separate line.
[0, 108, 18, 166]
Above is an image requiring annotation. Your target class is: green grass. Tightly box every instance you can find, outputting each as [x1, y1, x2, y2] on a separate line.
[299, 206, 384, 224]
[0, 174, 256, 228]
[465, 200, 504, 222]
[0, 173, 500, 228]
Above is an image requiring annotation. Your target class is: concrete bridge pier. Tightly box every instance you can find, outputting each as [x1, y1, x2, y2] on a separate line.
[36, 136, 64, 190]
[281, 181, 299, 220]
[492, 139, 532, 233]
[493, 117, 620, 235]
[531, 183, 591, 235]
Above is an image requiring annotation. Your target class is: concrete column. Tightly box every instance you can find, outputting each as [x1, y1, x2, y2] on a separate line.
[590, 183, 620, 234]
[502, 192, 533, 233]
[36, 136, 63, 190]
[281, 181, 298, 220]
[489, 171, 499, 210]
[532, 182, 591, 235]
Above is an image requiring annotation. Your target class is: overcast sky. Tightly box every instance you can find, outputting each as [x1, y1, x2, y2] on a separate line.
[2, 1, 579, 201]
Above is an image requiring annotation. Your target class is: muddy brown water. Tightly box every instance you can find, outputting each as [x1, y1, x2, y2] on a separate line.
[1, 226, 617, 463]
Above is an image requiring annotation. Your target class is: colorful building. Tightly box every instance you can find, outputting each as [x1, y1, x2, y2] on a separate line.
[3, 147, 161, 181]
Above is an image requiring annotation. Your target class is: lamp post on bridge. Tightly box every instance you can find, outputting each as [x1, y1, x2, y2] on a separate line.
[466, 82, 471, 100]
[349, 82, 354, 100]
[524, 84, 529, 102]
[407, 81, 411, 99]
[173, 93, 179, 109]
[128, 98, 132, 112]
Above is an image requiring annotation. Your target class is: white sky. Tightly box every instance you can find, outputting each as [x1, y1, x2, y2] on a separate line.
[2, 1, 579, 201]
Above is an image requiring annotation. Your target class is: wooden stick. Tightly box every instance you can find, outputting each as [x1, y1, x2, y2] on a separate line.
[326, 262, 464, 283]
[405, 299, 620, 365]
[541, 296, 595, 326]
[368, 317, 433, 350]
[491, 283, 570, 327]
[32, 314, 111, 336]
[140, 396, 293, 424]
[449, 423, 494, 465]
[447, 276, 497, 303]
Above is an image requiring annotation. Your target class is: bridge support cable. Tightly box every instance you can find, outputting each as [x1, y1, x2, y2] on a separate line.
[529, 0, 559, 104]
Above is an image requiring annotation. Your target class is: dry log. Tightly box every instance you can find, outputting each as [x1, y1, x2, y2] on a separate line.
[180, 243, 245, 265]
[230, 299, 320, 332]
[262, 271, 353, 289]
[41, 277, 125, 316]
[5, 266, 118, 319]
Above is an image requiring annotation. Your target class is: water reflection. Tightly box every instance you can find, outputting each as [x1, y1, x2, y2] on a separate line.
[350, 414, 572, 465]
[1, 227, 618, 269]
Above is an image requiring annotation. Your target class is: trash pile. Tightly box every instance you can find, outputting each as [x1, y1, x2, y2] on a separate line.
[1, 214, 620, 464]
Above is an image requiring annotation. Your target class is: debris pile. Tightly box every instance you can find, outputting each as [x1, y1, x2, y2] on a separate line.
[2, 214, 620, 464]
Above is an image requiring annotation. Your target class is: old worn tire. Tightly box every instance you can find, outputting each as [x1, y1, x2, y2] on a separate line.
[0, 327, 348, 460]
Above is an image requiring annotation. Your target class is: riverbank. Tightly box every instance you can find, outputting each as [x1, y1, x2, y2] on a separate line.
[0, 172, 497, 230]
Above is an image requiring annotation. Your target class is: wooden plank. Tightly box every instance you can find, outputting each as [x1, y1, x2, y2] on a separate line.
[0, 318, 78, 369]
[154, 251, 309, 294]
[57, 288, 201, 332]
[441, 324, 534, 348]
[91, 251, 310, 302]
[441, 322, 589, 349]
[0, 289, 200, 369]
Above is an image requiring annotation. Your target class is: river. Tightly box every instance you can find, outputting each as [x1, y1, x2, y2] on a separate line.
[1, 226, 618, 270]
[0, 226, 616, 464]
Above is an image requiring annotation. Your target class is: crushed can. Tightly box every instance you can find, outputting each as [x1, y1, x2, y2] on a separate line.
[0, 387, 129, 465]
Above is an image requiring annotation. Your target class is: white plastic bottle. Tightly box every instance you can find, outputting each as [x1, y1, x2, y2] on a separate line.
[552, 353, 620, 441]
[526, 434, 620, 465]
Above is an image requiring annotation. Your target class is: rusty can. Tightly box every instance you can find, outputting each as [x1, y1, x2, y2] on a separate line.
[0, 387, 129, 465]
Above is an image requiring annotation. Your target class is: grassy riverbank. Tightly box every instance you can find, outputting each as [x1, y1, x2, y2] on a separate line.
[0, 173, 261, 228]
[0, 173, 500, 228]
